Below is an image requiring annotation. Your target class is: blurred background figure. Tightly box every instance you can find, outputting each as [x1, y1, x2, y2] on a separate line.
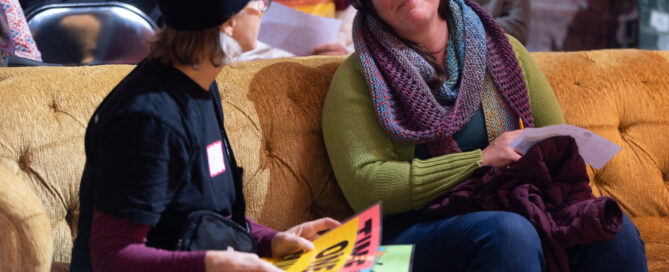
[274, 0, 353, 54]
[562, 0, 639, 51]
[238, 0, 355, 61]
[473, 0, 530, 44]
[526, 0, 642, 52]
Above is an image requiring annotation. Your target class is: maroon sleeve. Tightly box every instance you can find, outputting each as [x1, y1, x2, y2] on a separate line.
[246, 217, 278, 258]
[89, 211, 206, 272]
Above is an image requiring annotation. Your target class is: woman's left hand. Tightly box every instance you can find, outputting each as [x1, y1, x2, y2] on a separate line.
[271, 217, 341, 258]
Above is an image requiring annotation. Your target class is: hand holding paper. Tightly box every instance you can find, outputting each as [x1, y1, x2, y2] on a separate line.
[509, 124, 621, 169]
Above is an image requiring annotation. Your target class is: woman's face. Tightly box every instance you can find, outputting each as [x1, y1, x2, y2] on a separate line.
[230, 1, 265, 51]
[370, 0, 441, 34]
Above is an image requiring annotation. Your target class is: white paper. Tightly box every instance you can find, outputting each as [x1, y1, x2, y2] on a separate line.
[257, 3, 342, 56]
[509, 124, 621, 170]
[650, 10, 669, 33]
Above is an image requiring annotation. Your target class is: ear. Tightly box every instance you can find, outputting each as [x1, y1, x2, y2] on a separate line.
[221, 18, 235, 36]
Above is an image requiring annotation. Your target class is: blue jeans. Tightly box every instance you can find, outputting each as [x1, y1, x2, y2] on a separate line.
[383, 210, 647, 272]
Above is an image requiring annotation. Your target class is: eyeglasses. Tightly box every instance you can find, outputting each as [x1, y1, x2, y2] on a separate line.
[250, 0, 271, 12]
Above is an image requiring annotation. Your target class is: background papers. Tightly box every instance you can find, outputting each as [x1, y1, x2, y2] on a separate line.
[258, 3, 342, 56]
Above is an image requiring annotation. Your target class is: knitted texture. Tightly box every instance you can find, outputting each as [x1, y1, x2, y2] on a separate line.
[352, 0, 534, 155]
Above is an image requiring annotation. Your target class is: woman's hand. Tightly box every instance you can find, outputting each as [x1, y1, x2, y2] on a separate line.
[271, 217, 341, 258]
[481, 130, 523, 168]
[205, 250, 281, 272]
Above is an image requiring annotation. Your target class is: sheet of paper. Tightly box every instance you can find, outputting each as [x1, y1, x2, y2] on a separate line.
[358, 245, 414, 272]
[651, 10, 669, 33]
[509, 124, 621, 170]
[257, 3, 342, 56]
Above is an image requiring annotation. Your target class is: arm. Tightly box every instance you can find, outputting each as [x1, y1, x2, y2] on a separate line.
[89, 211, 206, 272]
[246, 217, 278, 257]
[89, 115, 200, 271]
[322, 56, 483, 215]
[91, 114, 281, 272]
[507, 35, 566, 127]
[334, 5, 356, 54]
[313, 2, 356, 55]
[90, 211, 281, 272]
[494, 0, 531, 44]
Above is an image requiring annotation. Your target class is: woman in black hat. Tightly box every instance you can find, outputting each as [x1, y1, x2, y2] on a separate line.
[70, 1, 340, 271]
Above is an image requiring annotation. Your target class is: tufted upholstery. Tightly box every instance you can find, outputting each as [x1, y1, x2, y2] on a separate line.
[0, 50, 667, 271]
[534, 50, 669, 271]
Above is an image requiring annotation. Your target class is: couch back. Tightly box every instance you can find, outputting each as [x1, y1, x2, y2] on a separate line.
[533, 50, 669, 217]
[0, 51, 668, 265]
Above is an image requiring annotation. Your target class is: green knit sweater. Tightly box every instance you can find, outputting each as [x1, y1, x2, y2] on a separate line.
[322, 36, 566, 215]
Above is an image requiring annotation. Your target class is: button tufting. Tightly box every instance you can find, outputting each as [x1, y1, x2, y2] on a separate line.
[17, 152, 30, 171]
[50, 101, 60, 113]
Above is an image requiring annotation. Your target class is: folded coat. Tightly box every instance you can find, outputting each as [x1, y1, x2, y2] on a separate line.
[424, 136, 623, 272]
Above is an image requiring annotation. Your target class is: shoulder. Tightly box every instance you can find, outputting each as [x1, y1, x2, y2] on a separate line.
[506, 34, 533, 81]
[329, 54, 367, 95]
[95, 79, 188, 141]
[324, 54, 374, 120]
[334, 53, 364, 79]
[326, 53, 374, 109]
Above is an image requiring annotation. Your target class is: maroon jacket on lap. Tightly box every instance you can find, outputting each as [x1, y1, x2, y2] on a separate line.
[424, 136, 623, 272]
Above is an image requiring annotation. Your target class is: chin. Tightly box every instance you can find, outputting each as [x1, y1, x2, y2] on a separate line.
[241, 40, 258, 52]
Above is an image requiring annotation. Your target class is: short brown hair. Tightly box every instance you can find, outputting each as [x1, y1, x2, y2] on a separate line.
[148, 26, 225, 67]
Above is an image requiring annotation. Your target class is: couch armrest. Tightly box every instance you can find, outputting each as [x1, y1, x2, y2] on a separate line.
[0, 164, 53, 272]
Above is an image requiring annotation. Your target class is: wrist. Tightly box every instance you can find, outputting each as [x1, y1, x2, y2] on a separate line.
[204, 251, 223, 272]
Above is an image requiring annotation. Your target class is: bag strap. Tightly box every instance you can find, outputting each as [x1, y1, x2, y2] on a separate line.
[209, 83, 247, 228]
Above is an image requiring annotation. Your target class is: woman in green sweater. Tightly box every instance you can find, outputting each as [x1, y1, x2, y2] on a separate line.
[322, 0, 647, 270]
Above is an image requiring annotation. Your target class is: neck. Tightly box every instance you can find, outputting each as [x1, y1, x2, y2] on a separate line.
[173, 60, 224, 91]
[398, 18, 449, 66]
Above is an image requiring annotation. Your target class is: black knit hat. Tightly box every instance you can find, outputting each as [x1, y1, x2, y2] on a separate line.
[157, 0, 251, 31]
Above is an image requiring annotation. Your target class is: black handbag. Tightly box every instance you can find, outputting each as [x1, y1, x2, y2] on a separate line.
[176, 209, 257, 252]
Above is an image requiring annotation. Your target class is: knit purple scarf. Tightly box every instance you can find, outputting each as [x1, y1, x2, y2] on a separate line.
[352, 0, 534, 155]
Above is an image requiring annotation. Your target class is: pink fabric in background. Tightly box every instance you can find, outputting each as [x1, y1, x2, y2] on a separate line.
[0, 0, 41, 61]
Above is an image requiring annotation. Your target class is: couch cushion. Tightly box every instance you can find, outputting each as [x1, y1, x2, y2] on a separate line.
[0, 57, 354, 263]
[533, 50, 669, 217]
[0, 65, 133, 261]
[215, 57, 353, 230]
[632, 216, 669, 271]
[0, 164, 52, 271]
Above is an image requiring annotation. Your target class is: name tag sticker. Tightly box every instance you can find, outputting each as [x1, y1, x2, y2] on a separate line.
[206, 140, 226, 177]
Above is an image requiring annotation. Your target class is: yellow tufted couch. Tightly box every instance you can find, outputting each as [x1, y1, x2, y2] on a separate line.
[0, 50, 668, 271]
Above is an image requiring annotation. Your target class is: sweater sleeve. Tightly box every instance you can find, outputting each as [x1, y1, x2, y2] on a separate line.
[507, 35, 566, 127]
[322, 55, 483, 215]
[246, 217, 278, 258]
[89, 211, 206, 272]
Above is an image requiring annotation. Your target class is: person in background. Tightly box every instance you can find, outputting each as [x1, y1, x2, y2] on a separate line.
[238, 0, 355, 60]
[473, 0, 530, 44]
[0, 0, 41, 61]
[321, 0, 647, 270]
[69, 0, 339, 271]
